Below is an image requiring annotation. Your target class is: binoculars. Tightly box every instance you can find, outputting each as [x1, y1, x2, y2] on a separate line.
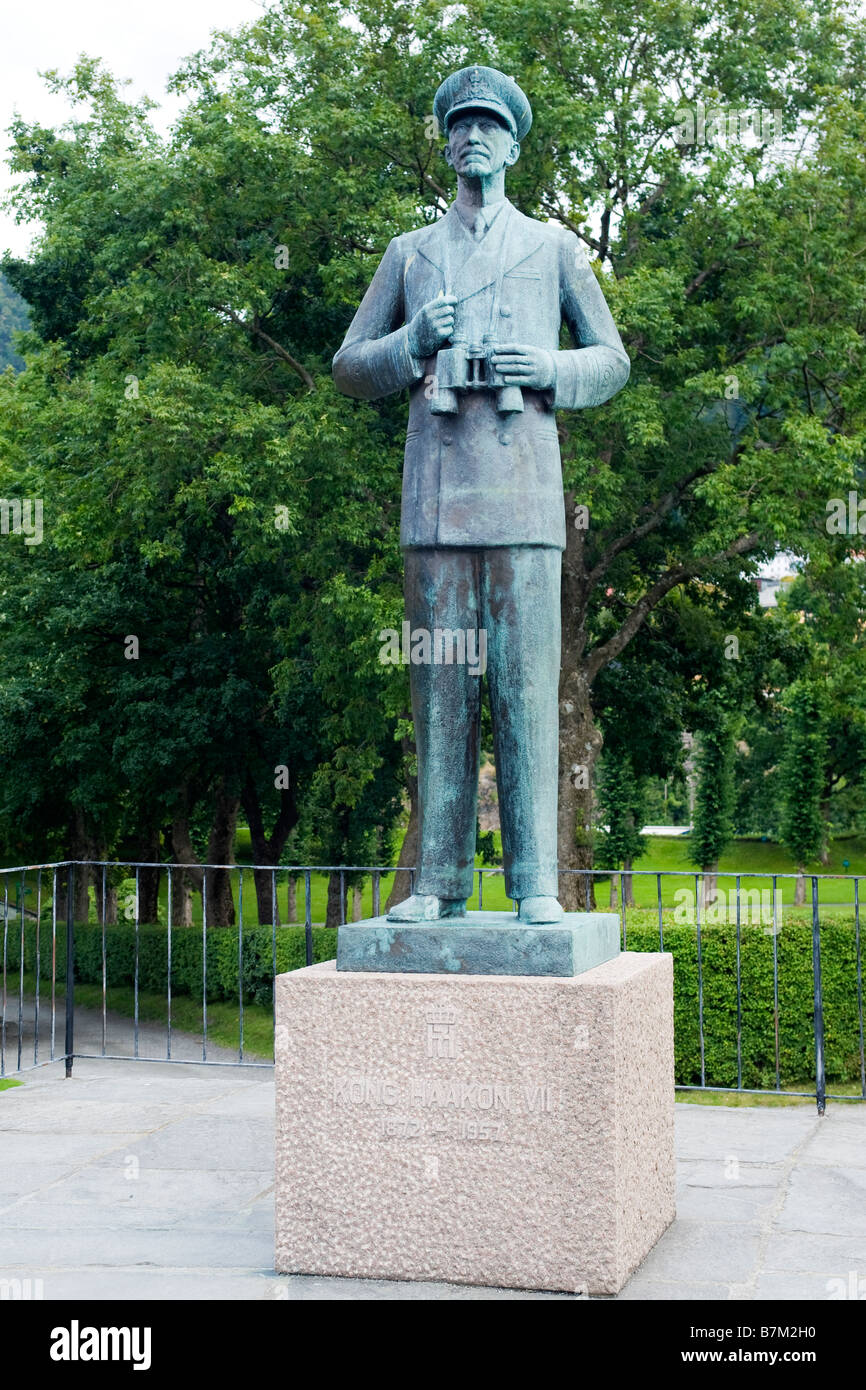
[429, 339, 524, 416]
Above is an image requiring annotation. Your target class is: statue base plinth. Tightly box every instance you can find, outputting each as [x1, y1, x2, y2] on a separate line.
[275, 953, 675, 1294]
[336, 910, 620, 977]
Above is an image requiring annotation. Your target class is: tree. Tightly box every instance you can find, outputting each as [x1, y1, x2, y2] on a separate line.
[0, 58, 409, 920]
[780, 682, 831, 906]
[170, 0, 859, 909]
[780, 560, 866, 858]
[596, 752, 647, 907]
[690, 695, 736, 908]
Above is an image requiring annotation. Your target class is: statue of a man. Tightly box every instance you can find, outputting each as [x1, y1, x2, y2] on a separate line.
[333, 65, 629, 926]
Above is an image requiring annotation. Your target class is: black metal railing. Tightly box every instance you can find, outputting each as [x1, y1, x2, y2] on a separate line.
[2, 861, 865, 1114]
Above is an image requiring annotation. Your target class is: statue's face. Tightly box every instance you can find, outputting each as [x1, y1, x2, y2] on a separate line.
[445, 110, 520, 177]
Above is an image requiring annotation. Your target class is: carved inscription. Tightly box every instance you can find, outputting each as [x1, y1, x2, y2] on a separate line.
[330, 1073, 557, 1142]
[327, 1005, 556, 1143]
[332, 1076, 555, 1111]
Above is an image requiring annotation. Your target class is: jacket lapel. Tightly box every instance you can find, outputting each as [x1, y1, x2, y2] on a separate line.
[449, 202, 513, 304]
[409, 201, 547, 306]
[499, 207, 546, 277]
[413, 207, 458, 282]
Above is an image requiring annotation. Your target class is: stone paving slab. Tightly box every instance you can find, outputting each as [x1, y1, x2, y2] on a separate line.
[1, 1053, 864, 1300]
[776, 1165, 866, 1237]
[6, 1269, 568, 1301]
[763, 1229, 866, 1273]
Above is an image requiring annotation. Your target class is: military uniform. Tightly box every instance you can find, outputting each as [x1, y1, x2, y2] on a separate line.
[332, 68, 630, 907]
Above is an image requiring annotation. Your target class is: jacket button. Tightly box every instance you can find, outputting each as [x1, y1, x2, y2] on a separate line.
[500, 433, 512, 445]
[500, 306, 512, 317]
[442, 434, 453, 445]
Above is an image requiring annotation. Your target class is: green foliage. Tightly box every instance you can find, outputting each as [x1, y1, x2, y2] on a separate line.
[8, 921, 337, 1010]
[644, 773, 690, 827]
[625, 916, 862, 1089]
[690, 696, 736, 868]
[780, 680, 830, 866]
[0, 51, 409, 879]
[596, 751, 647, 868]
[0, 272, 29, 372]
[475, 818, 499, 866]
[1, 0, 865, 879]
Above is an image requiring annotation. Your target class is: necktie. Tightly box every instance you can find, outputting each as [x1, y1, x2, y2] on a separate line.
[461, 209, 485, 241]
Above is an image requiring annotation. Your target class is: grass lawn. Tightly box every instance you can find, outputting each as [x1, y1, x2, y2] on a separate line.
[0, 1077, 23, 1090]
[7, 834, 866, 927]
[676, 1084, 864, 1107]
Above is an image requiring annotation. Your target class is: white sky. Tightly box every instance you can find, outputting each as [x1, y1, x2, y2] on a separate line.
[0, 0, 265, 258]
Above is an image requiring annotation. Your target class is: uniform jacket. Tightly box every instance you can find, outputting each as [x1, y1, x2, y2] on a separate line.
[332, 199, 630, 549]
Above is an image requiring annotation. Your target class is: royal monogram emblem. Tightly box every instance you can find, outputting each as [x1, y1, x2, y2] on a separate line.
[426, 1006, 458, 1058]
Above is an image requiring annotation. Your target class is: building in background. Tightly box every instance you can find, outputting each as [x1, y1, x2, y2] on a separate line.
[753, 551, 801, 608]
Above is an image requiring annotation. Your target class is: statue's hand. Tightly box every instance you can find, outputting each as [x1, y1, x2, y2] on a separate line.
[490, 344, 556, 390]
[408, 295, 457, 358]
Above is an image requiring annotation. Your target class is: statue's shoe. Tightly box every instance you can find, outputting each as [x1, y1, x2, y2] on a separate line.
[517, 895, 564, 925]
[386, 894, 467, 923]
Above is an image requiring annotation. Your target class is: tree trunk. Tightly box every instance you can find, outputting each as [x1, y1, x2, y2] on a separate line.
[623, 856, 635, 908]
[385, 750, 419, 912]
[58, 810, 94, 922]
[104, 882, 118, 925]
[133, 827, 161, 924]
[168, 868, 193, 927]
[352, 885, 363, 921]
[558, 495, 600, 911]
[326, 871, 344, 929]
[170, 812, 204, 894]
[558, 666, 601, 911]
[819, 792, 831, 865]
[241, 775, 297, 927]
[205, 783, 239, 927]
[170, 807, 206, 926]
[251, 867, 281, 927]
[74, 871, 90, 923]
[286, 876, 297, 923]
[609, 876, 617, 908]
[91, 850, 118, 925]
[795, 868, 806, 906]
[702, 864, 718, 910]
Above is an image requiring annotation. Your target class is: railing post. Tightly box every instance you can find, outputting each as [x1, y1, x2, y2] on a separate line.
[304, 870, 313, 968]
[811, 876, 825, 1115]
[65, 864, 75, 1078]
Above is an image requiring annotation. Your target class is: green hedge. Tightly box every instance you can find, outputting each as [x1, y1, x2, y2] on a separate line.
[624, 916, 863, 1089]
[6, 915, 865, 1087]
[6, 922, 337, 1010]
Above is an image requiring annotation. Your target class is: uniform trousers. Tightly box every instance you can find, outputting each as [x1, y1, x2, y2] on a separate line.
[403, 545, 561, 904]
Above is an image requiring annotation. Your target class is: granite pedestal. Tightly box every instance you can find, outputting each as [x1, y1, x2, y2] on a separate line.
[274, 951, 675, 1294]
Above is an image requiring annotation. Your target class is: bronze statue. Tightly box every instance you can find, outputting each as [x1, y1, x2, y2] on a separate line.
[333, 65, 629, 927]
